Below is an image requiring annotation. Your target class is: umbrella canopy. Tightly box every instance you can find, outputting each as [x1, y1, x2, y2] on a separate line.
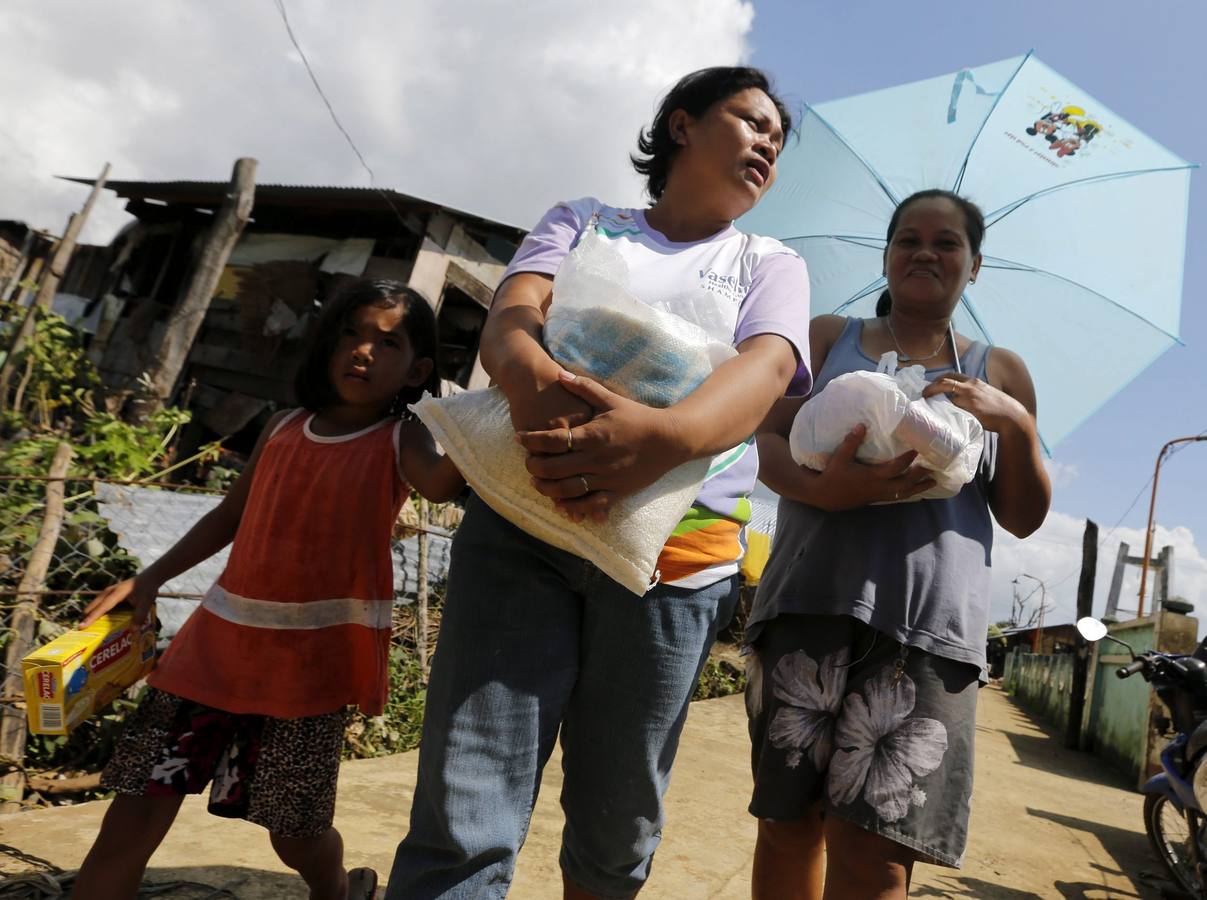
[740, 53, 1195, 450]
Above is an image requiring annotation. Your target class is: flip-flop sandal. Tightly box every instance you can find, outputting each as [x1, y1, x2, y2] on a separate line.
[347, 866, 378, 900]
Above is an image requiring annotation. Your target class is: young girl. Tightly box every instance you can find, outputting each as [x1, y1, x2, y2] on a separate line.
[72, 279, 464, 900]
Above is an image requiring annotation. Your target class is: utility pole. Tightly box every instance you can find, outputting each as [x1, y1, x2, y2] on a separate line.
[1139, 435, 1207, 616]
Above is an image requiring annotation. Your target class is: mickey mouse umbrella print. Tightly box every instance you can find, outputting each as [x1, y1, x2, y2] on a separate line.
[740, 52, 1195, 451]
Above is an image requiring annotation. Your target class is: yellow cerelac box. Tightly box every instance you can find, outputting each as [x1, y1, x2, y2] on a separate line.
[22, 608, 156, 735]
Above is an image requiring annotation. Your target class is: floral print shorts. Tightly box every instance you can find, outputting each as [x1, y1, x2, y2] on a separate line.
[100, 687, 349, 839]
[746, 614, 979, 867]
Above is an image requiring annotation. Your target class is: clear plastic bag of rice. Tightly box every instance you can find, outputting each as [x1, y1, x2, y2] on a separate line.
[410, 223, 738, 594]
[543, 226, 736, 407]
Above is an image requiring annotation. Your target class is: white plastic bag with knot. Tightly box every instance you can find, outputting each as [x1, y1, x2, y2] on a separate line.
[411, 223, 738, 595]
[789, 351, 984, 501]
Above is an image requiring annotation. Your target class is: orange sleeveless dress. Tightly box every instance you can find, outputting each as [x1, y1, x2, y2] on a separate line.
[149, 410, 407, 717]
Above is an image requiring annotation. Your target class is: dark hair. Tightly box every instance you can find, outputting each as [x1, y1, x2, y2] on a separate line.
[293, 278, 440, 416]
[631, 66, 793, 201]
[876, 189, 986, 316]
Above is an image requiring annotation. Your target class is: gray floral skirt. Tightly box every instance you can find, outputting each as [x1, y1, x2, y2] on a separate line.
[746, 614, 979, 867]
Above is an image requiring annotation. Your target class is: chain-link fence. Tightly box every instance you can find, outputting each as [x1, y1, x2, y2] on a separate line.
[0, 464, 458, 809]
[0, 474, 212, 634]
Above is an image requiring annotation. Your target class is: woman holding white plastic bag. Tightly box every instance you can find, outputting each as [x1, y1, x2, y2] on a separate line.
[389, 67, 811, 899]
[747, 189, 1051, 900]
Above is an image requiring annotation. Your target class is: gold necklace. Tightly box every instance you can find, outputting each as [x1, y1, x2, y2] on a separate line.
[885, 317, 949, 363]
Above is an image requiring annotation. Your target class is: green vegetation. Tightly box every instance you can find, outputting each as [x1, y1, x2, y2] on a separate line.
[694, 655, 747, 701]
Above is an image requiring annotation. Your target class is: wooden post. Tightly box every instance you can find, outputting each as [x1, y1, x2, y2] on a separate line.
[0, 162, 110, 404]
[0, 230, 38, 305]
[0, 442, 73, 812]
[0, 227, 69, 412]
[34, 164, 111, 311]
[416, 498, 430, 677]
[1079, 638, 1101, 751]
[127, 158, 257, 423]
[1104, 542, 1128, 622]
[1066, 519, 1098, 749]
[7, 253, 48, 316]
[1156, 545, 1173, 609]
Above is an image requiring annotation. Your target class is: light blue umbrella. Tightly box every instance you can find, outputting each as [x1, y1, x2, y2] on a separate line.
[740, 53, 1195, 451]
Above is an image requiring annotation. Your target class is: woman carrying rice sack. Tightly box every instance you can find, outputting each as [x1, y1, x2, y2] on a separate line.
[748, 190, 1051, 900]
[388, 67, 810, 899]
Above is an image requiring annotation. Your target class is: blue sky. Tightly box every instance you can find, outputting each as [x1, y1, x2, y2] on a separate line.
[748, 0, 1207, 561]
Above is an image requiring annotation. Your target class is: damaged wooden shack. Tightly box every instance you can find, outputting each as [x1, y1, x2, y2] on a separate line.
[62, 176, 525, 455]
[0, 222, 56, 298]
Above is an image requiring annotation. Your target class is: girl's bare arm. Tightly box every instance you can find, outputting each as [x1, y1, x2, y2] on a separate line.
[398, 419, 465, 504]
[81, 411, 288, 625]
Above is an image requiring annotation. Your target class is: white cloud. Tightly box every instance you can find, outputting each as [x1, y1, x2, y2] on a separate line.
[991, 510, 1207, 633]
[1042, 459, 1080, 488]
[0, 1, 755, 244]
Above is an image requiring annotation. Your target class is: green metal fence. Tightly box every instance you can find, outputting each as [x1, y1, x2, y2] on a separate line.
[1003, 611, 1198, 787]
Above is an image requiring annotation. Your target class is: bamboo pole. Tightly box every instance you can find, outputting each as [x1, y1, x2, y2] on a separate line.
[417, 497, 430, 676]
[0, 442, 73, 812]
[0, 161, 110, 405]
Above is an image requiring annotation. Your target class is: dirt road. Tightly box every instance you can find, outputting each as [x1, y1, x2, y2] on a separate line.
[0, 686, 1172, 898]
[912, 685, 1164, 899]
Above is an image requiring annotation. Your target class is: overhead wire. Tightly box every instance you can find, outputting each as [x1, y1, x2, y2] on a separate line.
[269, 0, 420, 240]
[1041, 422, 1207, 594]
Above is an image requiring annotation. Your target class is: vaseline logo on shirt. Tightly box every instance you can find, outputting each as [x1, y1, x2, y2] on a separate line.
[698, 268, 748, 304]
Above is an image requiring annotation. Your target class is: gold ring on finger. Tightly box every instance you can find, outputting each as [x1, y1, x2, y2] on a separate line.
[579, 475, 590, 496]
[566, 428, 574, 452]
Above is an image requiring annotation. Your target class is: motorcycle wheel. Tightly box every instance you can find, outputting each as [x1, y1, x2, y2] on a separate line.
[1145, 793, 1206, 895]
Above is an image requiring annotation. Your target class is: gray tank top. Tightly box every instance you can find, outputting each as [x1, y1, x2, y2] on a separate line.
[748, 317, 998, 671]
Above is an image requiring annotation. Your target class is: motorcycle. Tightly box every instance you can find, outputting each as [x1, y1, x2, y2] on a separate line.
[1077, 616, 1207, 898]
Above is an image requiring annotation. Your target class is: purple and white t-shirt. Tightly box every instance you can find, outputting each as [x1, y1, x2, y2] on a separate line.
[503, 197, 811, 588]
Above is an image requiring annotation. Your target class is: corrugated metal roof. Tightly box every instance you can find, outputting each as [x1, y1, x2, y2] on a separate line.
[748, 497, 779, 538]
[59, 176, 527, 236]
[95, 483, 451, 639]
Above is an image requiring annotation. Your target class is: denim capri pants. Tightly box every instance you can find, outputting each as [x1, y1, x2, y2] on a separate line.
[387, 493, 739, 898]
